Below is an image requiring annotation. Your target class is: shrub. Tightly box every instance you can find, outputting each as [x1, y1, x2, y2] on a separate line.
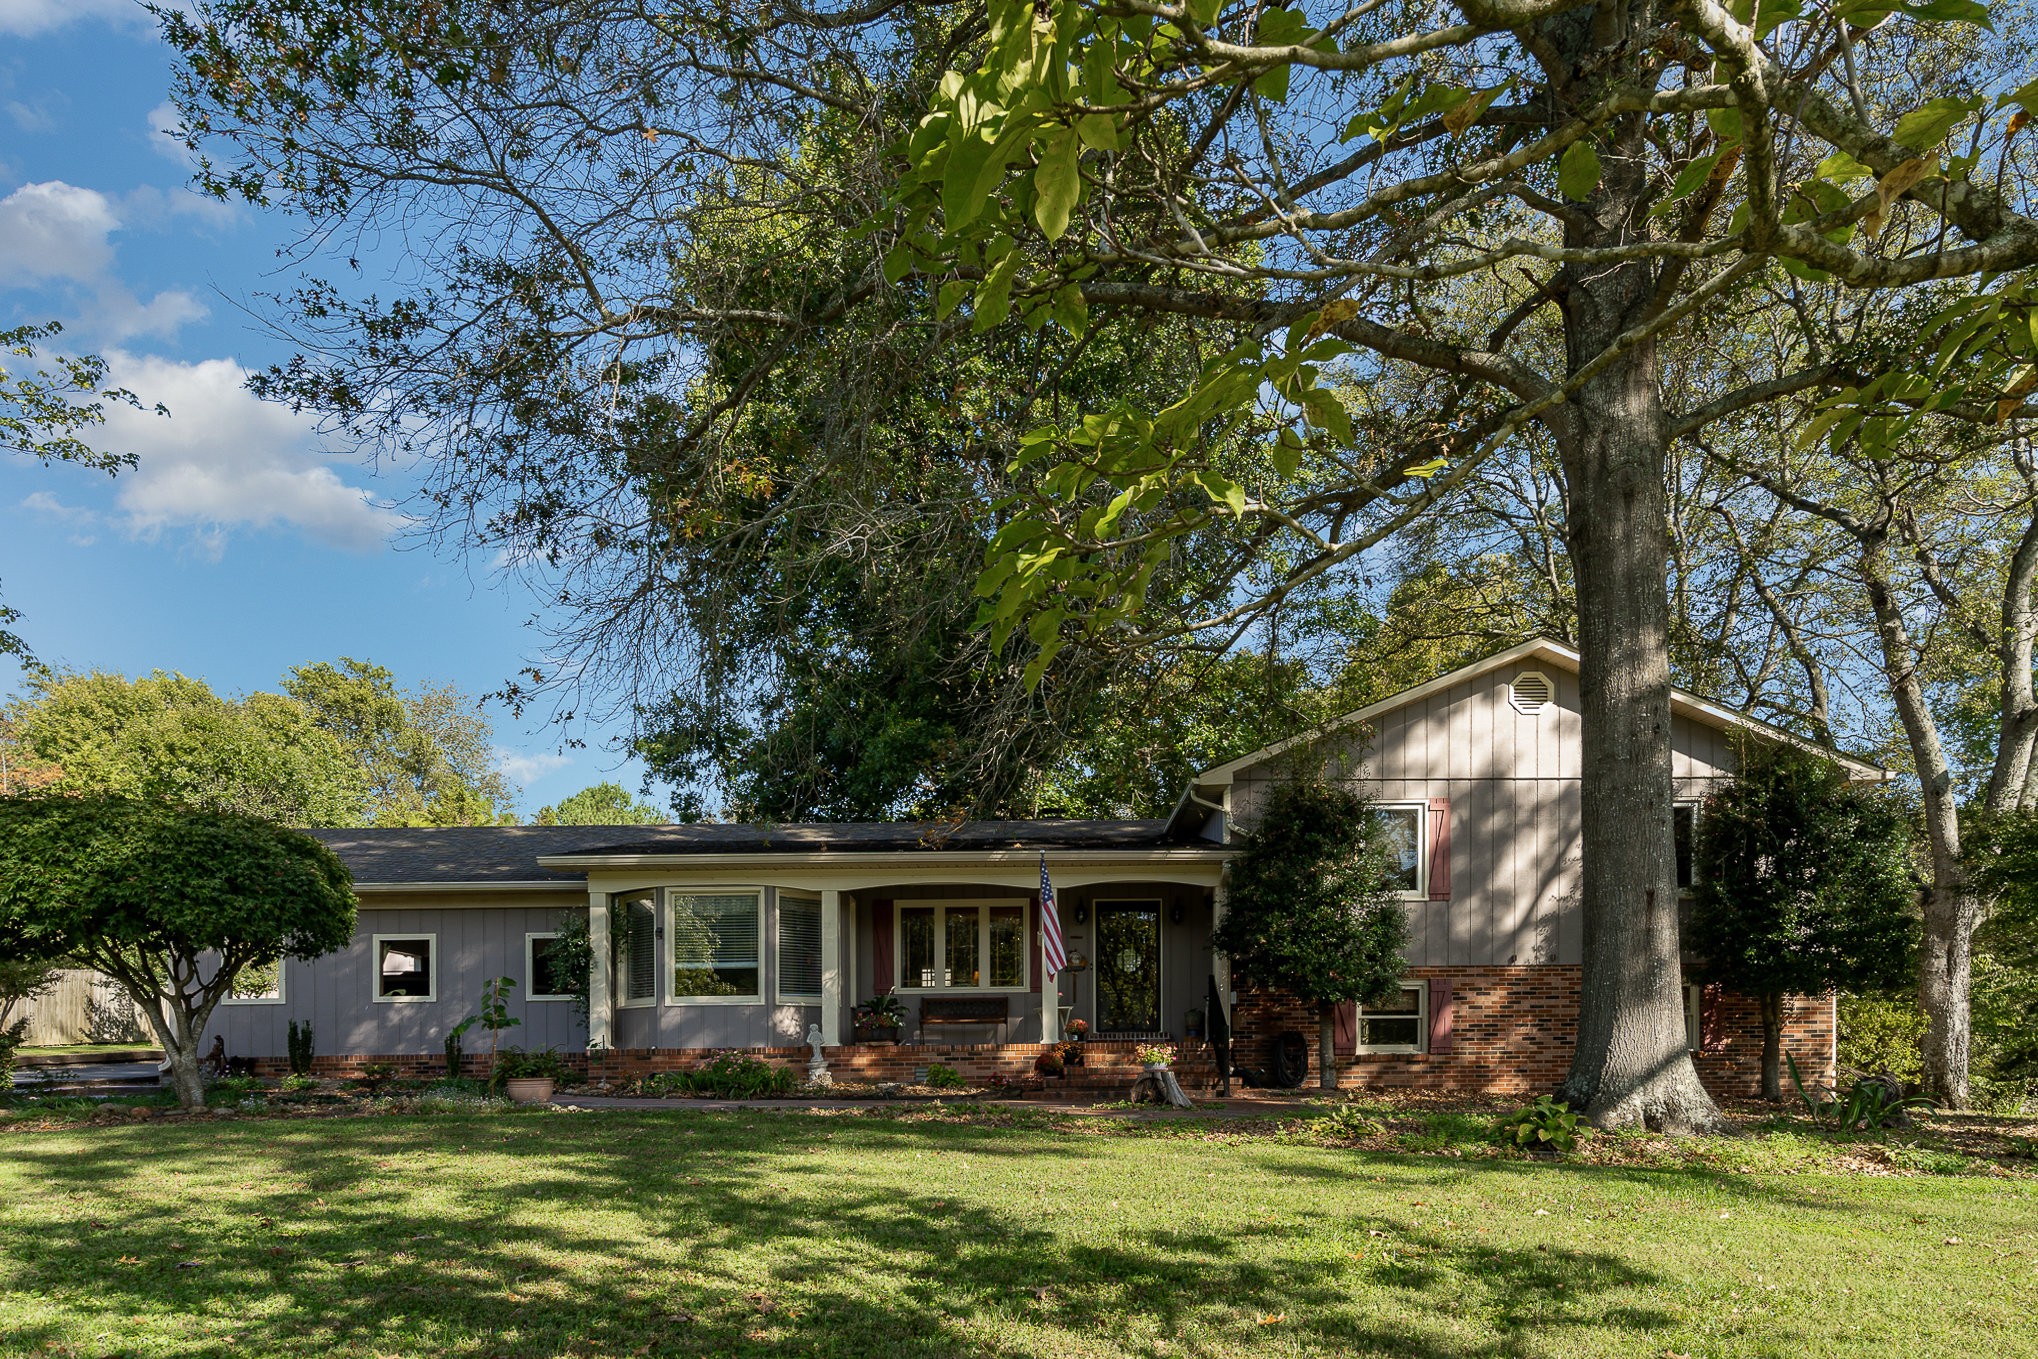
[286, 1019, 316, 1077]
[205, 1075, 263, 1104]
[1838, 994, 1927, 1083]
[1495, 1096, 1586, 1154]
[1318, 1103, 1386, 1142]
[923, 1063, 964, 1090]
[492, 1047, 569, 1085]
[1034, 1051, 1065, 1078]
[672, 1054, 794, 1098]
[0, 1018, 25, 1089]
[1788, 1056, 1935, 1131]
[356, 1062, 396, 1091]
[279, 1073, 318, 1095]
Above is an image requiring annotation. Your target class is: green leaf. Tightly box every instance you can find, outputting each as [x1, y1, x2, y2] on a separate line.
[1706, 106, 1743, 145]
[1051, 283, 1089, 337]
[1027, 607, 1064, 647]
[1893, 96, 1982, 151]
[1558, 140, 1602, 200]
[881, 244, 917, 285]
[1033, 127, 1081, 241]
[1815, 149, 1873, 183]
[1665, 151, 1723, 205]
[936, 280, 969, 320]
[1075, 113, 1119, 152]
[971, 250, 1022, 332]
[1193, 470, 1248, 515]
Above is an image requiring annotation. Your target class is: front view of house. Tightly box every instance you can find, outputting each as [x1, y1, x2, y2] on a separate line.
[205, 639, 1855, 1095]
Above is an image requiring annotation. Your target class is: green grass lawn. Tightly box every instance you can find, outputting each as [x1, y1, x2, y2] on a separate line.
[2, 1107, 2035, 1358]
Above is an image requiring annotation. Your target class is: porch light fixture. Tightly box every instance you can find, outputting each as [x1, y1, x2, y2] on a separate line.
[1071, 903, 1088, 924]
[1168, 902, 1185, 925]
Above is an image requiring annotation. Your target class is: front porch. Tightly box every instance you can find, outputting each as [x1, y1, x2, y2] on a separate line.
[547, 827, 1233, 1061]
[586, 1036, 1226, 1093]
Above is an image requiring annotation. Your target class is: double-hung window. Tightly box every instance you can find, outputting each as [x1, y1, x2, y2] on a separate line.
[615, 896, 658, 1007]
[1374, 805, 1426, 897]
[1673, 803, 1700, 891]
[1356, 985, 1428, 1053]
[669, 890, 763, 1001]
[896, 902, 1029, 990]
[777, 893, 824, 1003]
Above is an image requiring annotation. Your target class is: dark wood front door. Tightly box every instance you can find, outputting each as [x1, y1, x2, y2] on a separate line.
[1094, 903, 1161, 1033]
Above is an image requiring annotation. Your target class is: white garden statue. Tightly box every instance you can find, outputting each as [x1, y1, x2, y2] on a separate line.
[805, 1023, 832, 1086]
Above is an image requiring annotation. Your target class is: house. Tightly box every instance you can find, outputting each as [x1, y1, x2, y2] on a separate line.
[202, 638, 1858, 1094]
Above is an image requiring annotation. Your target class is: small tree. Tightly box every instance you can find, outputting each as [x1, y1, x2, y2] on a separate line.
[1215, 779, 1411, 1090]
[1689, 744, 1919, 1101]
[0, 793, 357, 1109]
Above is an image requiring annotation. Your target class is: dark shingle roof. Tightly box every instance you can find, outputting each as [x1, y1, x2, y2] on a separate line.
[310, 820, 1207, 885]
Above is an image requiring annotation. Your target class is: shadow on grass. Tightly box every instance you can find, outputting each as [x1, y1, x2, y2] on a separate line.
[0, 1107, 1936, 1358]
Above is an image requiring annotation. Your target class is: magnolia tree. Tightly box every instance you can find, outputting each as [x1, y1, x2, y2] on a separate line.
[0, 794, 357, 1108]
[1688, 741, 1919, 1099]
[1215, 778, 1410, 1090]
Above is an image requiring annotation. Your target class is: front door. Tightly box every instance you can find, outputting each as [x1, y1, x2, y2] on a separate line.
[1094, 902, 1161, 1033]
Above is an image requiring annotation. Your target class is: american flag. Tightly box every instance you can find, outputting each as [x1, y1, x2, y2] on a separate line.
[1038, 852, 1068, 978]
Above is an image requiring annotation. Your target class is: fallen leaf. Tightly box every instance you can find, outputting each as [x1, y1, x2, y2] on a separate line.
[1945, 1236, 1963, 1245]
[1257, 1313, 1286, 1325]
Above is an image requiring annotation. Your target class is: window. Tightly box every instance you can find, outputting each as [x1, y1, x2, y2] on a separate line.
[669, 890, 763, 1001]
[223, 959, 284, 1005]
[373, 935, 437, 1002]
[526, 933, 576, 1001]
[1673, 803, 1699, 891]
[615, 896, 657, 1007]
[1356, 985, 1428, 1053]
[895, 902, 1030, 990]
[1374, 805, 1425, 896]
[777, 893, 823, 1003]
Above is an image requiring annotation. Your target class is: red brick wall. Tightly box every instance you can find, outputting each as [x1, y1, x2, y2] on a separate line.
[251, 967, 1832, 1100]
[1229, 965, 1835, 1098]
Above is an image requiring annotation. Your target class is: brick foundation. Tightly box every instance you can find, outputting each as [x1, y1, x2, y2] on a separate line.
[250, 967, 1833, 1100]
[1230, 965, 1835, 1098]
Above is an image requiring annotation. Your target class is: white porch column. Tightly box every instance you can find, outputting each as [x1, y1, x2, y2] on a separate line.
[820, 888, 842, 1045]
[1041, 929, 1060, 1043]
[587, 889, 613, 1051]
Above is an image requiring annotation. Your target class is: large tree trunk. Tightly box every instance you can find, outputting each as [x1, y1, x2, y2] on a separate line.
[1919, 884, 1979, 1104]
[1318, 1001, 1337, 1092]
[1759, 991, 1784, 1102]
[1548, 15, 1721, 1132]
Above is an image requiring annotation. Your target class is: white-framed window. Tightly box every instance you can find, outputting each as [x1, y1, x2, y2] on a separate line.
[223, 959, 285, 1005]
[1356, 984, 1428, 1053]
[776, 892, 824, 1004]
[614, 895, 658, 1008]
[526, 932, 575, 1001]
[1685, 982, 1704, 1052]
[668, 889, 763, 1003]
[373, 934, 438, 1003]
[895, 900, 1031, 991]
[1374, 804, 1427, 899]
[1673, 803, 1700, 891]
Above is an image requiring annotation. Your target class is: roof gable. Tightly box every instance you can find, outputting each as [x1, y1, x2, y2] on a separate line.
[1191, 636, 1885, 788]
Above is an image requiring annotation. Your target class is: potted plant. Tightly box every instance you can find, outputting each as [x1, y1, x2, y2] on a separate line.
[1137, 1044, 1175, 1073]
[852, 992, 906, 1044]
[1064, 1018, 1089, 1042]
[1034, 1050, 1065, 1079]
[495, 1047, 567, 1103]
[1053, 1039, 1084, 1069]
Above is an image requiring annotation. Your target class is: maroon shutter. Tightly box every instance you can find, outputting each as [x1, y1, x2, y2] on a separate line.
[1427, 797, 1452, 900]
[871, 900, 894, 995]
[1700, 983, 1724, 1053]
[1334, 1002, 1357, 1058]
[1428, 978, 1455, 1053]
[1029, 896, 1042, 993]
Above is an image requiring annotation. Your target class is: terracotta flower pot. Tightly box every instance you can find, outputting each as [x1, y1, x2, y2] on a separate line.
[504, 1077, 556, 1104]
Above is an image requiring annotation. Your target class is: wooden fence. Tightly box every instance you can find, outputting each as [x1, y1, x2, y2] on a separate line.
[4, 969, 148, 1046]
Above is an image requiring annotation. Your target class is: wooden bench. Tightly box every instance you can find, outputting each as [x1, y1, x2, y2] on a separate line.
[919, 995, 1009, 1039]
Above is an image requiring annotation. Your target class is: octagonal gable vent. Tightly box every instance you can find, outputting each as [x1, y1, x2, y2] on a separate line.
[1510, 670, 1553, 715]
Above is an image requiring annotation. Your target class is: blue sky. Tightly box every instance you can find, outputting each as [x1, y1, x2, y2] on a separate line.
[0, 0, 649, 813]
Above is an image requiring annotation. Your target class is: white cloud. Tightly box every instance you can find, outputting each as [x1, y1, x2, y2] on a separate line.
[20, 490, 101, 545]
[6, 99, 55, 133]
[0, 0, 151, 36]
[0, 180, 118, 284]
[75, 351, 407, 554]
[0, 179, 215, 341]
[493, 748, 572, 786]
[145, 102, 199, 169]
